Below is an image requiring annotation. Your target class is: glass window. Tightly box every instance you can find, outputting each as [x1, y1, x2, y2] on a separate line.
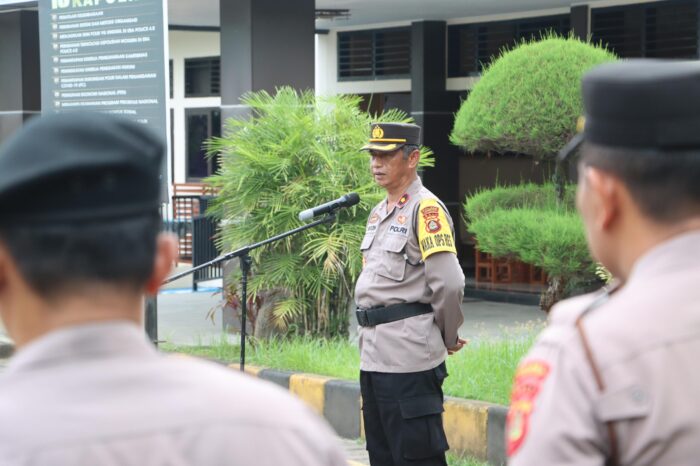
[184, 57, 221, 97]
[186, 108, 221, 180]
[338, 27, 410, 80]
[447, 15, 570, 77]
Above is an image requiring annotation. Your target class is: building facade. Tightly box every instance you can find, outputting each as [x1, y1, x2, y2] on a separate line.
[1, 0, 698, 271]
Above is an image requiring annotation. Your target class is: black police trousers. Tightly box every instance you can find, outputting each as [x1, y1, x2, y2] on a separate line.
[360, 362, 449, 466]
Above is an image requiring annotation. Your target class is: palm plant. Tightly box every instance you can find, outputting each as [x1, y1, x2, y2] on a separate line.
[206, 88, 433, 338]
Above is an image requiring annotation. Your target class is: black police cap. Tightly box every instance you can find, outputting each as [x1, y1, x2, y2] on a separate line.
[559, 59, 700, 161]
[361, 122, 421, 152]
[0, 112, 164, 224]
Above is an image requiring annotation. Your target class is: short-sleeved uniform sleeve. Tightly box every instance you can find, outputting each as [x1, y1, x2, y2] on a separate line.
[416, 199, 457, 261]
[507, 300, 609, 465]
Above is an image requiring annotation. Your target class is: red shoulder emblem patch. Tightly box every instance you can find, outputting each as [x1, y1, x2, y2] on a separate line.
[506, 360, 551, 457]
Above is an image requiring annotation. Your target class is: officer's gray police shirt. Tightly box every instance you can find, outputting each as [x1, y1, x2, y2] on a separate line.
[507, 230, 700, 466]
[0, 322, 347, 466]
[355, 177, 465, 373]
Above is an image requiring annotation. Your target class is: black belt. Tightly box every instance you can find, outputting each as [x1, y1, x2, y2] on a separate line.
[356, 302, 432, 327]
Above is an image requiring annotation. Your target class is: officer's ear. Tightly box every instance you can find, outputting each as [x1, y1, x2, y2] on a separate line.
[144, 233, 177, 295]
[581, 166, 621, 232]
[407, 148, 420, 169]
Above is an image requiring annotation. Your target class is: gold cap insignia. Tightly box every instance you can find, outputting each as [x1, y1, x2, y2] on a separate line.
[371, 125, 384, 139]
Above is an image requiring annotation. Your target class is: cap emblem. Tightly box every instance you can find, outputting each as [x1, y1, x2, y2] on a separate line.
[372, 125, 384, 139]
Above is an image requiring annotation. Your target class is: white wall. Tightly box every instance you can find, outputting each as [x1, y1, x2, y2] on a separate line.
[168, 29, 221, 185]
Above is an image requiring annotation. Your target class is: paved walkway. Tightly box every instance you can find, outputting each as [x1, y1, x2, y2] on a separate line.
[341, 438, 369, 465]
[157, 283, 546, 347]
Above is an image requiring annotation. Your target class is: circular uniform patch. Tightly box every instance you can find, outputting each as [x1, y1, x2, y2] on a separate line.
[369, 213, 380, 224]
[506, 360, 551, 457]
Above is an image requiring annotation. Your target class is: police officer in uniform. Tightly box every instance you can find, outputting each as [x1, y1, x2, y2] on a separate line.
[0, 112, 347, 466]
[507, 60, 700, 465]
[355, 122, 466, 466]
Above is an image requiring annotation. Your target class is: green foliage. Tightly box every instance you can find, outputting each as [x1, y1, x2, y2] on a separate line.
[447, 453, 490, 466]
[595, 264, 613, 283]
[163, 328, 541, 406]
[465, 183, 597, 297]
[465, 182, 576, 222]
[206, 88, 433, 337]
[451, 35, 616, 158]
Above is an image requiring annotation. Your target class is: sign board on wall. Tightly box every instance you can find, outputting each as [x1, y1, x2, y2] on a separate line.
[38, 0, 169, 198]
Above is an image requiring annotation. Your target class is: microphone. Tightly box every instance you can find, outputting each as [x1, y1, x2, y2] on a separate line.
[299, 192, 360, 221]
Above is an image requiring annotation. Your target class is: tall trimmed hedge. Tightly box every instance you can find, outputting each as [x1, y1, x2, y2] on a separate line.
[465, 183, 598, 310]
[451, 36, 616, 158]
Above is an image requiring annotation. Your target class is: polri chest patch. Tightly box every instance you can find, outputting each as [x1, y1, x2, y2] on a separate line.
[387, 213, 410, 237]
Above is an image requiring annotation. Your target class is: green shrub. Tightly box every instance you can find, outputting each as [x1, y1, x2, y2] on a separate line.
[451, 35, 616, 158]
[206, 88, 434, 338]
[465, 182, 576, 222]
[465, 183, 598, 308]
[467, 208, 593, 279]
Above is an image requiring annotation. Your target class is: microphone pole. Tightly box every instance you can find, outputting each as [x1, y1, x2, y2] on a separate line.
[162, 212, 337, 372]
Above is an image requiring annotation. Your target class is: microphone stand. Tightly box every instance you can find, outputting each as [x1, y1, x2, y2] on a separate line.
[163, 212, 337, 372]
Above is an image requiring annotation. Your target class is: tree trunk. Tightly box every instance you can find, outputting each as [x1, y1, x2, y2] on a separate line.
[540, 275, 566, 312]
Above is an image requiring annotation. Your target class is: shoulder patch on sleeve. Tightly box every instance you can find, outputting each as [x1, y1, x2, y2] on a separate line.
[417, 198, 456, 260]
[506, 360, 551, 457]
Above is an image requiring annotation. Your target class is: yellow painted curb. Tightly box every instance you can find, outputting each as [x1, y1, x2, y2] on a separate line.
[289, 373, 332, 415]
[443, 398, 490, 460]
[230, 364, 263, 377]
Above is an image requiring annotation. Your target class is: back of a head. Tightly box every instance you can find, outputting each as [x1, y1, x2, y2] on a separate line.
[579, 60, 700, 222]
[0, 112, 165, 299]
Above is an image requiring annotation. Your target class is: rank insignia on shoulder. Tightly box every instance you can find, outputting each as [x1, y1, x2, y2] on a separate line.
[417, 199, 456, 260]
[506, 360, 551, 457]
[397, 193, 409, 208]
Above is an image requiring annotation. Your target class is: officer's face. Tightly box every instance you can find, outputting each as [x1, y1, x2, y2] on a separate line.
[369, 148, 417, 190]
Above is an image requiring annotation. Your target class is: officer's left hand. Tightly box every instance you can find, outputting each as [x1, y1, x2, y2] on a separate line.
[447, 338, 468, 355]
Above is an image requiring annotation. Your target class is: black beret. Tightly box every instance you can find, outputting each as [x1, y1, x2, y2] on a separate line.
[0, 112, 164, 224]
[584, 59, 700, 150]
[361, 122, 421, 152]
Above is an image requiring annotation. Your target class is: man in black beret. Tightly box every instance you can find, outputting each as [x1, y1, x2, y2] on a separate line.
[0, 112, 347, 465]
[355, 122, 466, 465]
[507, 60, 700, 465]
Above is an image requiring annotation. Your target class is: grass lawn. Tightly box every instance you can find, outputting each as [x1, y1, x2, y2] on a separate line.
[162, 323, 541, 406]
[447, 452, 490, 466]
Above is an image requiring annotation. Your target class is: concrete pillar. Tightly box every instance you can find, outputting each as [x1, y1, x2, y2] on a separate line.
[410, 21, 464, 253]
[0, 10, 40, 144]
[219, 0, 315, 121]
[571, 5, 590, 41]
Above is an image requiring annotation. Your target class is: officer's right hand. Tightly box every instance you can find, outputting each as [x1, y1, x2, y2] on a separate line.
[447, 338, 468, 355]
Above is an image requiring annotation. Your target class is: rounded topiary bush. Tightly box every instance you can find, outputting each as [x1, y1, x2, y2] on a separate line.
[450, 36, 616, 158]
